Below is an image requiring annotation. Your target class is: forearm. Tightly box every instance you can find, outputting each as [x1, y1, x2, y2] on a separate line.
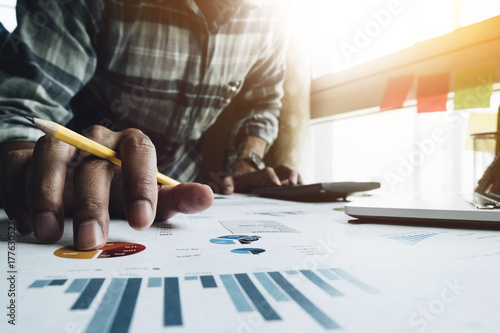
[230, 135, 268, 176]
[0, 0, 101, 147]
[237, 135, 267, 159]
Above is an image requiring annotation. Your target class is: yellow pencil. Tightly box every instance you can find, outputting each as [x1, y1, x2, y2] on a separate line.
[26, 117, 180, 186]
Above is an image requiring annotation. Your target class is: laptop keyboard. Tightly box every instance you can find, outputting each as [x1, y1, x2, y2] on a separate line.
[472, 193, 500, 209]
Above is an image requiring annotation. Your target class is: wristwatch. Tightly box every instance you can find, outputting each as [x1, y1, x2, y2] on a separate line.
[237, 152, 266, 170]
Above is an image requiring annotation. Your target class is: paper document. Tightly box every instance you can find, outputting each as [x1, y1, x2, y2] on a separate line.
[1, 194, 499, 332]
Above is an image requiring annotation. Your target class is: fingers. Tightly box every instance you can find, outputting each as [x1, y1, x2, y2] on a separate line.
[297, 173, 304, 184]
[0, 149, 33, 235]
[231, 167, 281, 193]
[228, 164, 303, 193]
[29, 136, 75, 243]
[118, 129, 158, 230]
[275, 164, 303, 186]
[1, 125, 206, 249]
[72, 155, 113, 250]
[221, 177, 234, 195]
[73, 126, 159, 237]
[156, 183, 214, 221]
[70, 125, 117, 250]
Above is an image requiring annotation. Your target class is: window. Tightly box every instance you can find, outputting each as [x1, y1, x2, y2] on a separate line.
[311, 89, 500, 193]
[309, 2, 500, 193]
[312, 0, 500, 77]
[0, 0, 16, 32]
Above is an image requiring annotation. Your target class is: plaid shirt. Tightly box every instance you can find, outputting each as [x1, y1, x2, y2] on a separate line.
[0, 0, 290, 182]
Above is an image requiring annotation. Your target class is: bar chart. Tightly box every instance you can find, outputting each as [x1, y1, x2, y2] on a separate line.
[385, 232, 439, 245]
[27, 268, 380, 332]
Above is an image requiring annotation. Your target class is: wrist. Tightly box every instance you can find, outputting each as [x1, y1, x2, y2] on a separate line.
[236, 152, 265, 171]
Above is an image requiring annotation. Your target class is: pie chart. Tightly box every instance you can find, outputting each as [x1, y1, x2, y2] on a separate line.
[53, 242, 146, 259]
[210, 235, 261, 245]
[230, 248, 265, 255]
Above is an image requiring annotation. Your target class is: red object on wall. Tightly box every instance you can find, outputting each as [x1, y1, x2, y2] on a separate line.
[416, 73, 450, 113]
[380, 74, 414, 111]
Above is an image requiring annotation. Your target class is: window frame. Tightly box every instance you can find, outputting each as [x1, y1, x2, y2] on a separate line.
[311, 15, 500, 119]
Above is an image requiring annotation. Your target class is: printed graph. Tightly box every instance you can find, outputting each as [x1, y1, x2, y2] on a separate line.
[384, 232, 439, 245]
[53, 242, 146, 259]
[27, 268, 379, 332]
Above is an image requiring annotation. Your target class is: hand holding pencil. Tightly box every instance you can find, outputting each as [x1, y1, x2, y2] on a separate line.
[0, 118, 213, 250]
[27, 117, 180, 186]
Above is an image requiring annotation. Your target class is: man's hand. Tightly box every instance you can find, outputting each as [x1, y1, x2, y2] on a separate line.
[0, 126, 214, 250]
[220, 135, 303, 194]
[222, 162, 303, 194]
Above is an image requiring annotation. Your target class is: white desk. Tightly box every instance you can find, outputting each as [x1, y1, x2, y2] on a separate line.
[1, 194, 499, 332]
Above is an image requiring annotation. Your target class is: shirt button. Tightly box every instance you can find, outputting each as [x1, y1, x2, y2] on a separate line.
[193, 79, 200, 86]
[181, 118, 188, 125]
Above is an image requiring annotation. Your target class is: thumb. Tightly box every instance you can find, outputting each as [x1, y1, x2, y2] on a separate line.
[155, 183, 213, 221]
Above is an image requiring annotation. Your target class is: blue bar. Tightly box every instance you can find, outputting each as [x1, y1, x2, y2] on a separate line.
[109, 278, 142, 333]
[164, 277, 183, 327]
[393, 238, 420, 245]
[394, 236, 423, 242]
[184, 276, 198, 281]
[300, 270, 343, 297]
[268, 272, 340, 330]
[286, 270, 298, 275]
[402, 235, 428, 239]
[71, 278, 105, 310]
[85, 278, 127, 333]
[29, 280, 50, 288]
[330, 268, 379, 294]
[253, 272, 288, 302]
[392, 233, 437, 243]
[408, 233, 437, 239]
[234, 273, 281, 321]
[220, 274, 253, 312]
[65, 279, 89, 293]
[392, 236, 418, 241]
[318, 269, 340, 281]
[48, 279, 67, 286]
[148, 277, 162, 288]
[200, 275, 217, 288]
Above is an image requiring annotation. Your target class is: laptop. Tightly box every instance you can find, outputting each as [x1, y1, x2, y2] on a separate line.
[345, 153, 500, 223]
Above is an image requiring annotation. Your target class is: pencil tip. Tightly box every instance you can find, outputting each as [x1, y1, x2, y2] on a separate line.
[25, 116, 34, 124]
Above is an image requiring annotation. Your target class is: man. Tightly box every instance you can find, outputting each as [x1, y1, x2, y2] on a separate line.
[0, 0, 301, 250]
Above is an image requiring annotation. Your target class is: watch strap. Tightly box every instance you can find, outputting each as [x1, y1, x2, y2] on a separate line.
[237, 152, 265, 170]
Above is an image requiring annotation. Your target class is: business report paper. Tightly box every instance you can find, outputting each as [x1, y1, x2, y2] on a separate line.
[1, 194, 499, 332]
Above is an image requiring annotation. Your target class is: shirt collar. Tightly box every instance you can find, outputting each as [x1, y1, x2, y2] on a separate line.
[188, 0, 261, 32]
